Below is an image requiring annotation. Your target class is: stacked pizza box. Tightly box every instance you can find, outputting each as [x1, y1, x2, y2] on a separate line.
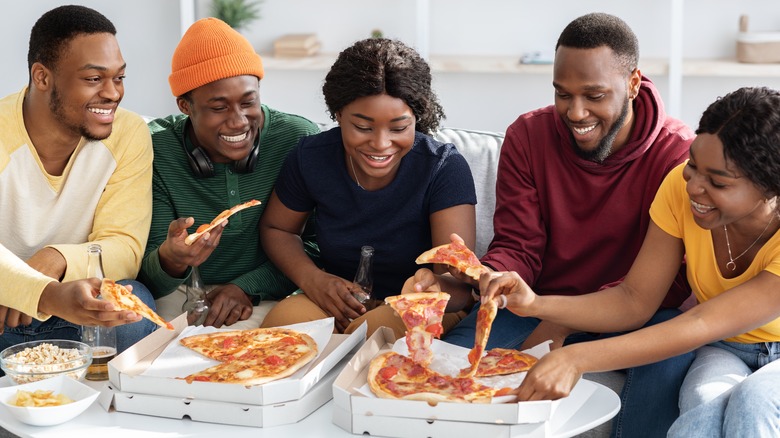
[273, 33, 321, 58]
[105, 314, 366, 427]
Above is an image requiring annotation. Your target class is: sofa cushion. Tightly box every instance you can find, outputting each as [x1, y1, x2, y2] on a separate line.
[434, 127, 504, 258]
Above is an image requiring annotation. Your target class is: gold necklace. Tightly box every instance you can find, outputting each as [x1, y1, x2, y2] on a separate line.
[349, 155, 365, 190]
[723, 214, 776, 271]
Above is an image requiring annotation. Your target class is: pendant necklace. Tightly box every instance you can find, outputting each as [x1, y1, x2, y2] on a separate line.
[349, 155, 365, 190]
[723, 214, 776, 271]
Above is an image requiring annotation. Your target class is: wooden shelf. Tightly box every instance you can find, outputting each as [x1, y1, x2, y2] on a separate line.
[262, 54, 780, 79]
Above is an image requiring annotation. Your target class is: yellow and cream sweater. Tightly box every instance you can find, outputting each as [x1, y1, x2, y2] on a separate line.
[0, 88, 153, 319]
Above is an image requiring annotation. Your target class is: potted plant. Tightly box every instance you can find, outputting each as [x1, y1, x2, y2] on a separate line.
[210, 0, 262, 31]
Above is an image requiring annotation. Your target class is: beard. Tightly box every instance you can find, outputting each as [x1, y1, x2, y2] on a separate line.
[571, 97, 630, 164]
[49, 85, 110, 142]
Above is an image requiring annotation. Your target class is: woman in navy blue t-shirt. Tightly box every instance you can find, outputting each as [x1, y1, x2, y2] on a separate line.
[259, 38, 477, 335]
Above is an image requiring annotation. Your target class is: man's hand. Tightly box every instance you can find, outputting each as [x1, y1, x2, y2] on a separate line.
[479, 271, 537, 316]
[0, 307, 33, 333]
[300, 272, 365, 333]
[521, 320, 576, 351]
[204, 284, 253, 328]
[36, 279, 142, 327]
[514, 348, 582, 401]
[158, 217, 226, 277]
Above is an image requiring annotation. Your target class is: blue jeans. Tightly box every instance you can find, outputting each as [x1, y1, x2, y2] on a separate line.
[0, 280, 158, 356]
[668, 341, 780, 438]
[443, 305, 693, 438]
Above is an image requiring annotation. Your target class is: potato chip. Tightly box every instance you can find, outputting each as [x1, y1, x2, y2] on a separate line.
[10, 389, 74, 407]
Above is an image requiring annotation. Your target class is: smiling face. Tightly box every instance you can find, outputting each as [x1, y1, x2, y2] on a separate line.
[336, 93, 416, 190]
[177, 75, 262, 164]
[683, 133, 769, 230]
[45, 33, 125, 141]
[553, 46, 640, 162]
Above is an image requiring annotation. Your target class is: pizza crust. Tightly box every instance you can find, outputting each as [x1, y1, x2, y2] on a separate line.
[184, 199, 261, 246]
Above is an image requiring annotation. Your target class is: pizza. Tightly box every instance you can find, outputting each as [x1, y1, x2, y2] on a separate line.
[460, 297, 498, 377]
[178, 327, 318, 385]
[100, 279, 174, 330]
[368, 351, 512, 403]
[475, 348, 538, 377]
[385, 292, 450, 366]
[415, 239, 489, 281]
[184, 199, 261, 246]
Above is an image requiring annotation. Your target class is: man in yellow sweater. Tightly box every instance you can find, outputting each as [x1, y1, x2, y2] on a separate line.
[0, 5, 156, 354]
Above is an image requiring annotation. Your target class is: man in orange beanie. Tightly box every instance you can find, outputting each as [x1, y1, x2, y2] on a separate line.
[138, 18, 320, 328]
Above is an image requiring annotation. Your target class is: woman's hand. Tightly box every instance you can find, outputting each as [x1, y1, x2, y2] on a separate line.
[302, 271, 366, 333]
[401, 268, 442, 294]
[515, 347, 582, 401]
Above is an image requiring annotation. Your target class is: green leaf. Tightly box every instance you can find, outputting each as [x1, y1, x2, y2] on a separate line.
[210, 0, 263, 30]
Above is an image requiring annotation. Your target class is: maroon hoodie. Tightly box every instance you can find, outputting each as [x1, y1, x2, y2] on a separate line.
[482, 77, 693, 308]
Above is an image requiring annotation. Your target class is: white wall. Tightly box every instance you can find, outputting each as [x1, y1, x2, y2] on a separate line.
[0, 1, 182, 118]
[2, 1, 780, 133]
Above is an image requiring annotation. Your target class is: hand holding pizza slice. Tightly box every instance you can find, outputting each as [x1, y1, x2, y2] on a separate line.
[415, 233, 489, 281]
[100, 279, 174, 330]
[184, 199, 261, 246]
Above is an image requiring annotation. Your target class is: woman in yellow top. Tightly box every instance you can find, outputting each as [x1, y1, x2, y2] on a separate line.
[480, 86, 780, 437]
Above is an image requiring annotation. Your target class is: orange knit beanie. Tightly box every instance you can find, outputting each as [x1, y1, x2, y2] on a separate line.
[169, 17, 264, 97]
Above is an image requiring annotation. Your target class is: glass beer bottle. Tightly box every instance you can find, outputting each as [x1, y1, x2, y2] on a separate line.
[351, 245, 374, 304]
[182, 265, 209, 326]
[82, 244, 117, 381]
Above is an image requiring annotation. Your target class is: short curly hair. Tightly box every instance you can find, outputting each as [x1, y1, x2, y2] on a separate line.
[696, 86, 780, 200]
[322, 38, 445, 135]
[556, 12, 638, 74]
[28, 5, 116, 75]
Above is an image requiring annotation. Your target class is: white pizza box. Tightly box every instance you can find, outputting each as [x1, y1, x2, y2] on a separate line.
[332, 327, 556, 430]
[109, 314, 366, 405]
[332, 405, 550, 438]
[108, 354, 348, 428]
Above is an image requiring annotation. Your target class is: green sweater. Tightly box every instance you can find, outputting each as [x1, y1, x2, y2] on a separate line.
[139, 105, 320, 301]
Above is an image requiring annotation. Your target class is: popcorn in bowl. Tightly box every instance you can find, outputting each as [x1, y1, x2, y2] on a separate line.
[0, 340, 92, 385]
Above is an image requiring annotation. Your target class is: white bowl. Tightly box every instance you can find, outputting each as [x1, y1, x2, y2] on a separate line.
[0, 375, 98, 426]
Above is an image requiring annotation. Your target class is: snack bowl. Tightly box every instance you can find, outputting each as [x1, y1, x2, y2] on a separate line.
[0, 340, 92, 385]
[0, 375, 99, 426]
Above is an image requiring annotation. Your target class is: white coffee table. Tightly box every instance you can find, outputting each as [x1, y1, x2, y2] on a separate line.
[0, 377, 619, 438]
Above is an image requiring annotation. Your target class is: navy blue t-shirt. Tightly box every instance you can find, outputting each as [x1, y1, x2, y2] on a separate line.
[275, 126, 477, 299]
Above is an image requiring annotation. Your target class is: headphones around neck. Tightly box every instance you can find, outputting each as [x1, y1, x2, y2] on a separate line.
[182, 120, 261, 178]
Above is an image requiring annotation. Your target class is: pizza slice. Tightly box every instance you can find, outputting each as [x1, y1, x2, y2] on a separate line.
[100, 279, 174, 330]
[415, 238, 489, 281]
[179, 329, 260, 361]
[184, 199, 261, 246]
[385, 292, 450, 365]
[179, 327, 318, 385]
[475, 348, 538, 377]
[459, 297, 498, 377]
[368, 351, 512, 403]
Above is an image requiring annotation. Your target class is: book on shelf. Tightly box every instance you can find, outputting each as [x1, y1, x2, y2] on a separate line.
[273, 33, 321, 58]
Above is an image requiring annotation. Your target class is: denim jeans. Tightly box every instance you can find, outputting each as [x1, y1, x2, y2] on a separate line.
[0, 279, 158, 356]
[443, 304, 693, 438]
[668, 341, 780, 438]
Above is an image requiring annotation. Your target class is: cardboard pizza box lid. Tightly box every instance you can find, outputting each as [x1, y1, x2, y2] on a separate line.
[332, 327, 555, 426]
[109, 315, 366, 406]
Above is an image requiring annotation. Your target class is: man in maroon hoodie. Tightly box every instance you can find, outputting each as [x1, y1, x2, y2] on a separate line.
[410, 13, 695, 438]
